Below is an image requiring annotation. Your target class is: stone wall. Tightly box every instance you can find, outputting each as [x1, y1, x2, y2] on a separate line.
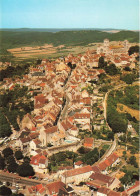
[47, 140, 83, 156]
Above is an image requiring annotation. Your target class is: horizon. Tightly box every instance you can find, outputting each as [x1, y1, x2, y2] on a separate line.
[1, 0, 139, 30]
[0, 27, 139, 31]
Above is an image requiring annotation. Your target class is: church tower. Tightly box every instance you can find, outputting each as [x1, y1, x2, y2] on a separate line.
[104, 39, 109, 48]
[123, 40, 129, 51]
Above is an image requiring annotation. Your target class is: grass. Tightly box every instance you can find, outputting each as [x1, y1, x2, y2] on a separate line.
[102, 144, 110, 150]
[125, 164, 139, 174]
[117, 103, 139, 121]
[0, 30, 139, 49]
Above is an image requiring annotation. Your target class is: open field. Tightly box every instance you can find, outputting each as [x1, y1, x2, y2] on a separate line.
[7, 43, 98, 60]
[117, 103, 139, 121]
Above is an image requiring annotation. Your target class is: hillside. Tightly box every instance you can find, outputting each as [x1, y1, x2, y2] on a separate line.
[0, 30, 139, 49]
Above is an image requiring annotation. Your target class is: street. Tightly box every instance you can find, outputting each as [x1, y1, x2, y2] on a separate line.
[0, 172, 48, 186]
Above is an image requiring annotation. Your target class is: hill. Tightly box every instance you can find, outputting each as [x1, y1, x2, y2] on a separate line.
[0, 28, 123, 32]
[0, 30, 139, 49]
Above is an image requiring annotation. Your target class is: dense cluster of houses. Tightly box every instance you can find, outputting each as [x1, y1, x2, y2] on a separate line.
[1, 39, 139, 195]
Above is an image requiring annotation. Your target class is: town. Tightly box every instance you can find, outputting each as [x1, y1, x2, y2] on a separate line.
[0, 39, 139, 196]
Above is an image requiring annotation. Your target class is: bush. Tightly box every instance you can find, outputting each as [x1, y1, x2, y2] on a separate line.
[15, 150, 23, 160]
[2, 147, 13, 158]
[121, 74, 136, 84]
[17, 163, 35, 177]
[0, 186, 12, 196]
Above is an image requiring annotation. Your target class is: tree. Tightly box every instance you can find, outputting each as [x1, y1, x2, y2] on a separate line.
[98, 56, 107, 68]
[121, 74, 136, 84]
[0, 110, 12, 138]
[107, 132, 114, 140]
[128, 45, 139, 56]
[129, 156, 138, 168]
[124, 66, 131, 71]
[67, 62, 72, 69]
[7, 162, 18, 173]
[23, 156, 30, 164]
[77, 146, 86, 154]
[2, 147, 13, 158]
[6, 155, 16, 165]
[0, 154, 5, 170]
[0, 186, 12, 196]
[17, 163, 35, 177]
[15, 150, 23, 160]
[105, 64, 118, 75]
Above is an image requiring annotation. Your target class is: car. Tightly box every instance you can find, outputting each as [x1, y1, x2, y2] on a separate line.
[48, 179, 53, 182]
[43, 177, 48, 181]
[31, 176, 36, 179]
[4, 169, 7, 172]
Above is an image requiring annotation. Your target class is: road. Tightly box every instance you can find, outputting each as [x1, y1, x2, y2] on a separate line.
[61, 95, 70, 120]
[0, 172, 48, 186]
[95, 136, 117, 164]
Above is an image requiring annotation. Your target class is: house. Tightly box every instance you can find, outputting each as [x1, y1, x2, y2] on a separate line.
[29, 138, 41, 156]
[20, 113, 36, 130]
[30, 153, 48, 174]
[68, 126, 79, 137]
[97, 187, 110, 196]
[81, 89, 89, 98]
[58, 119, 73, 133]
[96, 187, 126, 196]
[18, 137, 30, 151]
[125, 181, 139, 196]
[73, 113, 91, 128]
[61, 165, 93, 184]
[46, 181, 75, 196]
[98, 153, 120, 174]
[39, 126, 58, 146]
[28, 184, 46, 195]
[89, 172, 120, 189]
[84, 137, 94, 148]
[74, 161, 83, 168]
[34, 94, 48, 109]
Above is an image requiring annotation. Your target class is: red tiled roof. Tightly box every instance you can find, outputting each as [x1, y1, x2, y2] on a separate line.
[75, 161, 83, 166]
[30, 154, 47, 166]
[126, 181, 139, 192]
[97, 187, 110, 194]
[90, 172, 114, 186]
[62, 165, 93, 177]
[108, 190, 121, 196]
[33, 138, 41, 145]
[99, 153, 119, 171]
[74, 113, 90, 119]
[61, 119, 73, 131]
[46, 181, 65, 195]
[84, 137, 94, 148]
[45, 126, 58, 134]
[92, 166, 101, 173]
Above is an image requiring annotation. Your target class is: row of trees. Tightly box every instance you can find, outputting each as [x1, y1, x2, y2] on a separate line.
[0, 85, 34, 137]
[0, 110, 12, 138]
[98, 56, 119, 75]
[0, 64, 30, 81]
[120, 74, 137, 84]
[107, 91, 128, 133]
[0, 185, 24, 196]
[0, 147, 34, 177]
[79, 147, 105, 165]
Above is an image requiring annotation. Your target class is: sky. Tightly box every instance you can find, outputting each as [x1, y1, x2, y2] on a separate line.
[0, 0, 139, 30]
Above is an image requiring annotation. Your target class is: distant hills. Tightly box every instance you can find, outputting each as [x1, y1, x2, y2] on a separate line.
[0, 29, 139, 49]
[0, 28, 125, 33]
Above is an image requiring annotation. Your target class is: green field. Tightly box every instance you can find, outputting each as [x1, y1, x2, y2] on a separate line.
[0, 30, 139, 62]
[0, 30, 139, 49]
